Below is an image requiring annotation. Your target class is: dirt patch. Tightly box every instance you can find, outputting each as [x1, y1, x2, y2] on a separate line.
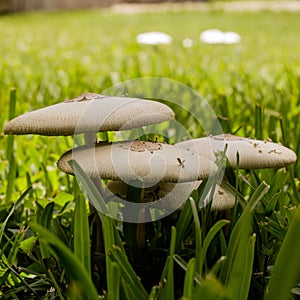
[111, 1, 300, 14]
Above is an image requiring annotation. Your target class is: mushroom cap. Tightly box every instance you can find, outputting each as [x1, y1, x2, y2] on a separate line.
[136, 31, 173, 45]
[198, 182, 236, 211]
[223, 31, 241, 44]
[57, 140, 217, 184]
[156, 181, 235, 211]
[176, 134, 297, 169]
[3, 93, 175, 136]
[105, 180, 235, 212]
[200, 29, 224, 44]
[200, 29, 241, 45]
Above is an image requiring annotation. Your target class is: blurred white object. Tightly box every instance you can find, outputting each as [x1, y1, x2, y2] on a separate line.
[182, 38, 194, 48]
[223, 31, 241, 44]
[200, 29, 241, 44]
[200, 29, 224, 44]
[136, 31, 173, 45]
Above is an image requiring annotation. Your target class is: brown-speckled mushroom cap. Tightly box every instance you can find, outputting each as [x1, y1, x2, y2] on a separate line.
[4, 93, 175, 136]
[57, 140, 217, 184]
[177, 134, 297, 169]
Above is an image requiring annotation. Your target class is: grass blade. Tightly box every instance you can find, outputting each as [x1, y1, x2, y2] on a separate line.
[149, 286, 159, 300]
[6, 88, 16, 159]
[107, 262, 120, 300]
[219, 206, 254, 300]
[74, 194, 91, 276]
[248, 181, 270, 210]
[30, 223, 99, 300]
[68, 160, 109, 215]
[175, 186, 203, 252]
[160, 226, 176, 300]
[0, 186, 32, 245]
[108, 245, 148, 300]
[37, 201, 54, 259]
[193, 273, 227, 300]
[5, 155, 16, 205]
[175, 193, 194, 252]
[199, 219, 230, 276]
[264, 204, 300, 300]
[101, 214, 118, 296]
[182, 258, 196, 300]
[189, 197, 202, 278]
[255, 103, 263, 140]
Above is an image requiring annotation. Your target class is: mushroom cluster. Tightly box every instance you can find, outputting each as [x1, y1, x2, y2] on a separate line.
[3, 93, 297, 218]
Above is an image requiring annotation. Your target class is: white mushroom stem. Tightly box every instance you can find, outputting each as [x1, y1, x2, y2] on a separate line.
[83, 132, 103, 196]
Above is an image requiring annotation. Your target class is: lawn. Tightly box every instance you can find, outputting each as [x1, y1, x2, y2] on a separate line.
[0, 6, 300, 299]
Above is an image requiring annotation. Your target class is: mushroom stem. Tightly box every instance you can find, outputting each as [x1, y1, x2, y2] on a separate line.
[137, 185, 147, 250]
[83, 132, 104, 275]
[123, 181, 146, 259]
[83, 132, 103, 194]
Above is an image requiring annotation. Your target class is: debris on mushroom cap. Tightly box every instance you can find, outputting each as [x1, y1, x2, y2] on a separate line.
[176, 134, 297, 169]
[105, 180, 235, 212]
[57, 140, 217, 184]
[3, 94, 175, 136]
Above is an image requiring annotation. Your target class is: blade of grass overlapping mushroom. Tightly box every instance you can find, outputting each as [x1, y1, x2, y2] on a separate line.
[3, 93, 297, 293]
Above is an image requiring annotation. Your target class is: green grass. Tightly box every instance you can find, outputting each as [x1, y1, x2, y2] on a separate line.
[0, 7, 300, 299]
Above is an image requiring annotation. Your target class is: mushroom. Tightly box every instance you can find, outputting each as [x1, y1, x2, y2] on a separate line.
[57, 140, 218, 249]
[200, 29, 224, 45]
[57, 140, 217, 187]
[57, 140, 218, 217]
[176, 134, 297, 169]
[3, 93, 175, 138]
[200, 29, 241, 45]
[105, 180, 235, 212]
[3, 93, 176, 260]
[136, 31, 173, 45]
[3, 92, 176, 210]
[223, 31, 241, 44]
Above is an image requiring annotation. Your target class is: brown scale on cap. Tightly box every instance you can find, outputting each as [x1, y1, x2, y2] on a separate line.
[64, 93, 107, 103]
[129, 140, 162, 153]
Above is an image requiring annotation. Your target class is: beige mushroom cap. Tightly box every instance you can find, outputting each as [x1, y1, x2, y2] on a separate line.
[57, 140, 217, 184]
[105, 180, 235, 212]
[197, 182, 236, 211]
[156, 181, 235, 211]
[4, 93, 175, 136]
[177, 134, 297, 169]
